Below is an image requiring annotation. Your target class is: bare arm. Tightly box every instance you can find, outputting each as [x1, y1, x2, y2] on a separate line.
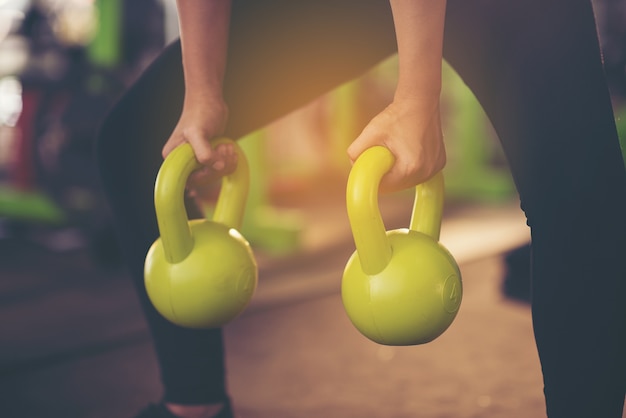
[163, 0, 235, 176]
[348, 0, 447, 192]
[391, 0, 446, 101]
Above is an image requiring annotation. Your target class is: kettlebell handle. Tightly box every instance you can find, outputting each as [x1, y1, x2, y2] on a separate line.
[346, 146, 444, 275]
[154, 138, 249, 264]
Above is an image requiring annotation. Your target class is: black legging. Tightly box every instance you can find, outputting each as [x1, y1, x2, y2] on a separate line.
[96, 1, 626, 416]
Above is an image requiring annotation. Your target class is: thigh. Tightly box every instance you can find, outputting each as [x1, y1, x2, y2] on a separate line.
[96, 41, 186, 253]
[443, 0, 626, 217]
[443, 1, 626, 415]
[223, 0, 397, 137]
[97, 0, 398, 243]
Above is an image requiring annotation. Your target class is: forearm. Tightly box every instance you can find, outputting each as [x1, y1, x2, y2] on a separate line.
[347, 1, 448, 191]
[176, 0, 232, 104]
[161, 1, 233, 165]
[389, 0, 447, 101]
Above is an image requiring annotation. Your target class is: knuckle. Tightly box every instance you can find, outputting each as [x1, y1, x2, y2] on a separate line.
[195, 150, 213, 165]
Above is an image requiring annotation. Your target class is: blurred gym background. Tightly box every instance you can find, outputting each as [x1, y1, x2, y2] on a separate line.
[0, 0, 625, 261]
[0, 1, 625, 417]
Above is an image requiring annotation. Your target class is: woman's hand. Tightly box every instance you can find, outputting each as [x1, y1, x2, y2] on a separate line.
[165, 0, 234, 194]
[162, 96, 237, 193]
[347, 96, 446, 193]
[350, 0, 448, 193]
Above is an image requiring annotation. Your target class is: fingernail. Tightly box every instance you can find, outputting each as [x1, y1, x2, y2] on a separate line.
[212, 160, 225, 171]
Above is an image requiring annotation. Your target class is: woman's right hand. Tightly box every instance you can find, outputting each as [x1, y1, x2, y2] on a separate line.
[162, 96, 238, 192]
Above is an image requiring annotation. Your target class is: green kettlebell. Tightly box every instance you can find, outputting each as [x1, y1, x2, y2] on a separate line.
[342, 146, 462, 345]
[144, 139, 258, 329]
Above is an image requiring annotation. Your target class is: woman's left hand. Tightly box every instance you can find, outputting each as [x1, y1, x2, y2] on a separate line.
[347, 96, 446, 193]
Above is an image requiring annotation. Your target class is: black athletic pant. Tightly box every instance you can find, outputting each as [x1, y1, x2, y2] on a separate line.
[96, 1, 626, 416]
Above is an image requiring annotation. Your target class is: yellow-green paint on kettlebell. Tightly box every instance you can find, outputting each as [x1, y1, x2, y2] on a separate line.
[342, 146, 462, 346]
[144, 139, 258, 329]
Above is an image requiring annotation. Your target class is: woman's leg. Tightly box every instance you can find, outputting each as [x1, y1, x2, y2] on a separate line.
[443, 0, 626, 416]
[97, 41, 230, 406]
[95, 0, 398, 406]
[222, 0, 397, 138]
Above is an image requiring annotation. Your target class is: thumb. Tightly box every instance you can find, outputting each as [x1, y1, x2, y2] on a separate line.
[185, 131, 216, 166]
[162, 131, 186, 159]
[347, 126, 387, 165]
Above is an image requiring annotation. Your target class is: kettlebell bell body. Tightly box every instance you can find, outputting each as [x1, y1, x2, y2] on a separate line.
[343, 229, 461, 345]
[144, 139, 257, 329]
[342, 146, 462, 346]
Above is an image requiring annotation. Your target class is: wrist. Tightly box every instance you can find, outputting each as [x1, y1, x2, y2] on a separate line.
[183, 90, 227, 110]
[394, 74, 442, 102]
[392, 88, 441, 110]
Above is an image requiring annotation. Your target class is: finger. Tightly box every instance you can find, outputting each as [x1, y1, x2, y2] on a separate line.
[378, 149, 446, 193]
[347, 130, 379, 164]
[347, 126, 369, 163]
[379, 165, 415, 194]
[187, 134, 215, 166]
[162, 132, 185, 159]
[187, 143, 238, 188]
[188, 167, 210, 185]
[213, 142, 239, 175]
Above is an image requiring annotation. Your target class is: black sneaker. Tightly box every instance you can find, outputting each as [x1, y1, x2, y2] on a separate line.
[134, 400, 234, 418]
[134, 403, 178, 418]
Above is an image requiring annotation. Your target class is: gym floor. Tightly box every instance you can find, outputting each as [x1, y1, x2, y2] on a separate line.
[0, 190, 601, 418]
